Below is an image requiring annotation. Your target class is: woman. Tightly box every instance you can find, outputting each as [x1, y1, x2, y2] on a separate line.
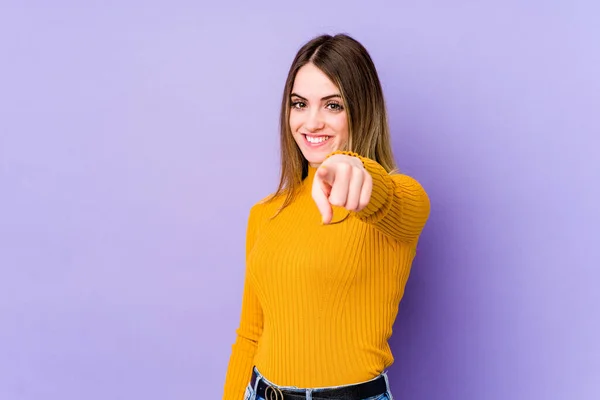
[223, 33, 430, 400]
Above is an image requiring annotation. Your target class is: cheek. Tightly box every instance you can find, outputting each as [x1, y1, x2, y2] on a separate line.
[332, 114, 349, 139]
[289, 112, 302, 132]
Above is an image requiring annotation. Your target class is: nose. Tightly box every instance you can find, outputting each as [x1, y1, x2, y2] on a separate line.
[304, 108, 325, 132]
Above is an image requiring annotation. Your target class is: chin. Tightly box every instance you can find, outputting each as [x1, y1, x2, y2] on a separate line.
[294, 136, 341, 166]
[298, 150, 323, 166]
[307, 157, 326, 167]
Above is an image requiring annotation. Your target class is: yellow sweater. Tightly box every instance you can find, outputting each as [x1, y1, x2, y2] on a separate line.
[223, 153, 430, 400]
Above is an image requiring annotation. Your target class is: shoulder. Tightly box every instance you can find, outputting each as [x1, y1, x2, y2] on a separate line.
[390, 172, 427, 190]
[248, 191, 285, 219]
[389, 172, 431, 211]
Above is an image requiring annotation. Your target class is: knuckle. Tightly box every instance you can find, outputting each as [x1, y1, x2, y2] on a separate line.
[329, 196, 344, 207]
[338, 163, 352, 175]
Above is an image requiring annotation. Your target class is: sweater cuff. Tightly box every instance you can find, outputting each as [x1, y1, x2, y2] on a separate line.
[325, 150, 365, 167]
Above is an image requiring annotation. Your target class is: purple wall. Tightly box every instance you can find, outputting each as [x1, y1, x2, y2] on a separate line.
[1, 1, 598, 399]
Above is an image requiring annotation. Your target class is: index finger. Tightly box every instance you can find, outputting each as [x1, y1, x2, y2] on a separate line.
[312, 170, 333, 224]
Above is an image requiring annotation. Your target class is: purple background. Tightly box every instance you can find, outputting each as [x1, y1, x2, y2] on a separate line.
[1, 1, 599, 399]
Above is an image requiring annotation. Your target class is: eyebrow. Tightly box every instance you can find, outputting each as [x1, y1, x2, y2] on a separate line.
[290, 93, 342, 101]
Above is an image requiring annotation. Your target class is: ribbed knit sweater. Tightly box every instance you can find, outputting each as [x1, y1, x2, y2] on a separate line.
[223, 152, 430, 400]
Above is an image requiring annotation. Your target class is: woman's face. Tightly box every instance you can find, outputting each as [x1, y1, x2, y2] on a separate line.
[289, 63, 349, 167]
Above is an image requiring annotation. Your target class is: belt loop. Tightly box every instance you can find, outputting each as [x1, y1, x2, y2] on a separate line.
[252, 368, 261, 394]
[306, 388, 313, 400]
[382, 370, 391, 392]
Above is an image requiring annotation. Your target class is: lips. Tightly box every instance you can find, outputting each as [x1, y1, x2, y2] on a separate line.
[303, 134, 331, 147]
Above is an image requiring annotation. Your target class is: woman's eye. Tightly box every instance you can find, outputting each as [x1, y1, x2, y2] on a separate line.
[291, 101, 306, 109]
[326, 103, 343, 111]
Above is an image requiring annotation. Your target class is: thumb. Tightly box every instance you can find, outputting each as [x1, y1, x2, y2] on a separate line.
[317, 165, 335, 185]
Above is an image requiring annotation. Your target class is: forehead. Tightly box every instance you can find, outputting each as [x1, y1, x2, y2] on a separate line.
[292, 63, 339, 96]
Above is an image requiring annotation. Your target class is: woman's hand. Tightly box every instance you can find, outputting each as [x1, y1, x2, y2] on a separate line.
[312, 154, 373, 224]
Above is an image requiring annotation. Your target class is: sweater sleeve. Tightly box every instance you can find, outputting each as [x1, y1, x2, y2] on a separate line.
[328, 151, 431, 244]
[222, 206, 264, 400]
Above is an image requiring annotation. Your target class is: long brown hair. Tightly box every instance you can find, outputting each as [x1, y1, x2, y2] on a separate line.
[269, 33, 397, 212]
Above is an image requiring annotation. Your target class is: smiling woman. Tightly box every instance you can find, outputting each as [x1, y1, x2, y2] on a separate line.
[223, 33, 431, 400]
[289, 64, 349, 165]
[271, 34, 399, 216]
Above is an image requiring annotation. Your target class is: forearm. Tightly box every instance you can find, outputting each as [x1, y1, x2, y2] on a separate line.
[326, 151, 430, 243]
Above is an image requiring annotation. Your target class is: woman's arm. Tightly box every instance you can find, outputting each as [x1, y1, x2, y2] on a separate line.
[353, 155, 430, 244]
[222, 206, 264, 400]
[318, 151, 430, 244]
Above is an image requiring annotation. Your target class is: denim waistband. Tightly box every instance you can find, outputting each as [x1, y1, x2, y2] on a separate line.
[249, 366, 392, 399]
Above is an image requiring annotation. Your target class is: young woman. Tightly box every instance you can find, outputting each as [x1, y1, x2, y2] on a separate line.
[223, 33, 430, 400]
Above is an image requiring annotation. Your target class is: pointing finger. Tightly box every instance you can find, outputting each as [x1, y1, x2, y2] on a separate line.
[312, 172, 333, 224]
[316, 165, 335, 185]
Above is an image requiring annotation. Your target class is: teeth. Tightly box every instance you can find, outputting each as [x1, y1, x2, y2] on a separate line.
[306, 135, 329, 144]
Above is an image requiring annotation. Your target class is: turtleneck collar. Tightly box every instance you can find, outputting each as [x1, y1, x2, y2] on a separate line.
[306, 165, 318, 181]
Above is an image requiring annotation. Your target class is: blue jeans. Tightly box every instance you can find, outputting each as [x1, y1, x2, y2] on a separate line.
[243, 367, 394, 400]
